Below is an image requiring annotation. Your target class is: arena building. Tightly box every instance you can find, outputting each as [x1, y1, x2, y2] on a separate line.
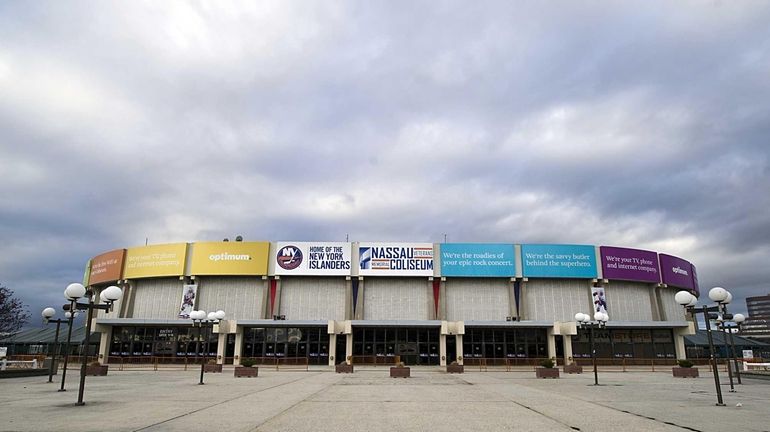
[84, 241, 700, 367]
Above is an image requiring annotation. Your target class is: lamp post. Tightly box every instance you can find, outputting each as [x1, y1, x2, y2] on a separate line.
[41, 307, 77, 384]
[574, 311, 609, 386]
[719, 312, 745, 385]
[189, 309, 225, 385]
[64, 282, 123, 406]
[675, 287, 735, 406]
[59, 298, 79, 392]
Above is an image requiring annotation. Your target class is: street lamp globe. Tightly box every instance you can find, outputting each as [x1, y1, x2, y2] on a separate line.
[100, 285, 123, 302]
[675, 290, 695, 306]
[733, 313, 746, 323]
[575, 313, 586, 322]
[64, 283, 86, 300]
[42, 307, 56, 319]
[709, 287, 729, 303]
[723, 292, 733, 304]
[215, 310, 226, 320]
[207, 312, 217, 321]
[65, 311, 78, 319]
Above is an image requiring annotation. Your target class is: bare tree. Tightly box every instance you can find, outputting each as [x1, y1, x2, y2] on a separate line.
[0, 284, 30, 334]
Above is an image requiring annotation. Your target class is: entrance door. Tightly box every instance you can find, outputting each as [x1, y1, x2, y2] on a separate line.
[335, 335, 347, 365]
[446, 335, 457, 364]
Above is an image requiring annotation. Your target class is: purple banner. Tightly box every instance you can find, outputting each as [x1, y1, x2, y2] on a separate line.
[659, 254, 695, 291]
[600, 246, 660, 283]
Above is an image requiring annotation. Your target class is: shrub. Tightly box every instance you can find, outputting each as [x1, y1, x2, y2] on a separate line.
[207, 359, 217, 365]
[677, 359, 694, 368]
[240, 358, 256, 368]
[396, 361, 406, 368]
[540, 358, 555, 369]
[89, 361, 101, 367]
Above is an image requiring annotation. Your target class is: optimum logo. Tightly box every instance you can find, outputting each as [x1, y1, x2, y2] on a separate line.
[277, 245, 303, 270]
[672, 266, 689, 276]
[209, 253, 251, 261]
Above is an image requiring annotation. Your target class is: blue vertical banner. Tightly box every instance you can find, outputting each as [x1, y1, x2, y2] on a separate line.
[521, 244, 597, 278]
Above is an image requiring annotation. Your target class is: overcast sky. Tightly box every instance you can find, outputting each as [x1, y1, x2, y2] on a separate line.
[2, 1, 769, 325]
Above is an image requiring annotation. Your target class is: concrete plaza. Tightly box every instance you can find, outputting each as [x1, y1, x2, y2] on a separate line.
[1, 367, 768, 432]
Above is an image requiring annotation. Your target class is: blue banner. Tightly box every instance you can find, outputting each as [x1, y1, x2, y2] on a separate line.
[521, 244, 597, 278]
[440, 243, 516, 277]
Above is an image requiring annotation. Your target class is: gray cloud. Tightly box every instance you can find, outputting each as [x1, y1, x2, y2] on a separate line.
[2, 1, 770, 320]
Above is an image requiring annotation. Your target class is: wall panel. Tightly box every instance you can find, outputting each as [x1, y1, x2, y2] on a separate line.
[364, 278, 430, 320]
[445, 278, 509, 321]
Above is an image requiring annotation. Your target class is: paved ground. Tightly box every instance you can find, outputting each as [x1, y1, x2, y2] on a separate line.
[1, 367, 769, 432]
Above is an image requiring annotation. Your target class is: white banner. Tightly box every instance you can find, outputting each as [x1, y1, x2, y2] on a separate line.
[178, 284, 197, 318]
[274, 242, 352, 276]
[358, 242, 434, 276]
[591, 286, 608, 314]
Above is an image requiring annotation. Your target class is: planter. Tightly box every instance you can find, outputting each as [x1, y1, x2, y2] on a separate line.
[563, 364, 583, 374]
[336, 363, 354, 373]
[446, 364, 464, 374]
[390, 367, 410, 378]
[84, 365, 109, 376]
[535, 367, 560, 379]
[234, 366, 258, 378]
[672, 367, 699, 378]
[204, 364, 223, 373]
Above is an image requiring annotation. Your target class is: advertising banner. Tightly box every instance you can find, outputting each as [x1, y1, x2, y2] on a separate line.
[592, 286, 608, 314]
[359, 242, 434, 276]
[600, 246, 660, 283]
[659, 254, 695, 290]
[89, 249, 126, 285]
[124, 243, 187, 279]
[189, 241, 269, 276]
[178, 284, 197, 319]
[521, 244, 597, 278]
[274, 242, 351, 276]
[440, 243, 515, 277]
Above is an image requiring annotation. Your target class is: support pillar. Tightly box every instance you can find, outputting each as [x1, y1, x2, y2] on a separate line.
[346, 331, 354, 364]
[439, 333, 447, 366]
[546, 327, 556, 360]
[563, 335, 574, 365]
[96, 325, 112, 365]
[216, 333, 227, 364]
[456, 334, 464, 365]
[233, 326, 244, 366]
[329, 334, 337, 366]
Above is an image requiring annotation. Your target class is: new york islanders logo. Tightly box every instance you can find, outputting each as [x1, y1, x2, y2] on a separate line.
[277, 245, 303, 270]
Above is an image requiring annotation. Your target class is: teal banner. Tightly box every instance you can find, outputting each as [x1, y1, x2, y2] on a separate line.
[440, 243, 515, 277]
[521, 244, 597, 278]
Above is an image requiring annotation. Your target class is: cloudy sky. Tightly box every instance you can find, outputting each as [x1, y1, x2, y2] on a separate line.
[2, 1, 769, 324]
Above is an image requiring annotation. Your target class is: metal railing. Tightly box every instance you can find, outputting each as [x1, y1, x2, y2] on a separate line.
[350, 355, 401, 366]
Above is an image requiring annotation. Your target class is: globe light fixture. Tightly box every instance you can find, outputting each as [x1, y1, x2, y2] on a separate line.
[41, 306, 75, 384]
[574, 311, 609, 385]
[190, 308, 226, 385]
[675, 287, 743, 405]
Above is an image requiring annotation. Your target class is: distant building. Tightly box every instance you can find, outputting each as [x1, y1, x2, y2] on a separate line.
[741, 294, 770, 342]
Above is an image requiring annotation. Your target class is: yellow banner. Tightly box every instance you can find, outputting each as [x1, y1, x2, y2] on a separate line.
[124, 243, 188, 279]
[189, 241, 269, 275]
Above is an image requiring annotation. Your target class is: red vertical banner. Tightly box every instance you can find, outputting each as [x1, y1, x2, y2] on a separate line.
[269, 278, 277, 316]
[433, 279, 441, 317]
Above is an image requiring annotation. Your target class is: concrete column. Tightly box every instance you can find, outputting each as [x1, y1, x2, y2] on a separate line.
[519, 279, 528, 320]
[674, 324, 693, 360]
[329, 334, 337, 366]
[97, 326, 112, 365]
[216, 333, 227, 364]
[456, 334, 464, 365]
[563, 335, 574, 365]
[233, 326, 244, 366]
[439, 333, 447, 366]
[345, 277, 352, 320]
[346, 331, 354, 364]
[546, 327, 556, 359]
